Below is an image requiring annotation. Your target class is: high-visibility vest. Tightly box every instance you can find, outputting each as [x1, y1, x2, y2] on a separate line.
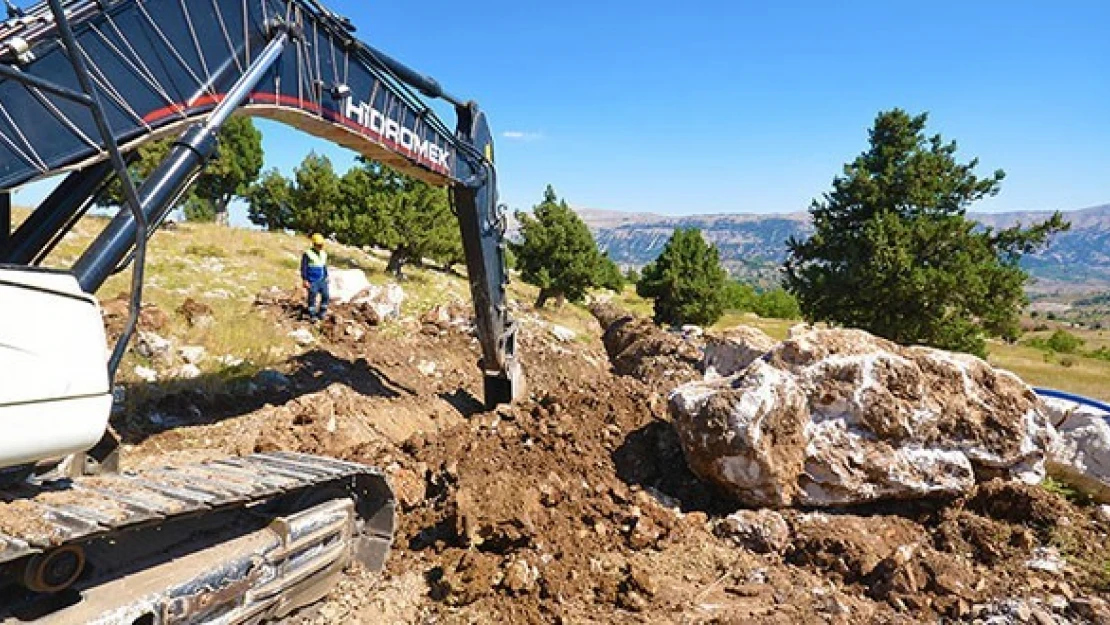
[302, 249, 327, 282]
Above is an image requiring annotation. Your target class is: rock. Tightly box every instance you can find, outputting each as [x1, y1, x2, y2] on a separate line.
[1047, 401, 1110, 503]
[178, 345, 206, 365]
[176, 298, 214, 327]
[254, 286, 284, 306]
[218, 355, 245, 368]
[681, 324, 704, 339]
[372, 283, 405, 320]
[328, 268, 373, 304]
[421, 305, 451, 328]
[391, 465, 427, 511]
[133, 365, 158, 383]
[288, 328, 315, 346]
[715, 509, 790, 553]
[1096, 505, 1110, 525]
[670, 327, 1056, 507]
[417, 360, 437, 376]
[550, 324, 576, 343]
[135, 331, 173, 364]
[176, 364, 201, 380]
[618, 589, 649, 612]
[101, 295, 169, 336]
[500, 556, 539, 595]
[1071, 597, 1110, 623]
[627, 563, 658, 597]
[1025, 547, 1066, 574]
[704, 326, 777, 377]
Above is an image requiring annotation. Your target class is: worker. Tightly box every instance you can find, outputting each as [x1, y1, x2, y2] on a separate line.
[301, 233, 330, 321]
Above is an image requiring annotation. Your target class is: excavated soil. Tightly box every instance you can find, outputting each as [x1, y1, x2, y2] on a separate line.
[111, 297, 1110, 624]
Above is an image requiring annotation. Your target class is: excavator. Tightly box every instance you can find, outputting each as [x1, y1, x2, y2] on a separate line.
[0, 0, 522, 621]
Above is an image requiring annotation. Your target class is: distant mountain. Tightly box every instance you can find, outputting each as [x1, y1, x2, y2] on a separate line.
[571, 204, 1110, 293]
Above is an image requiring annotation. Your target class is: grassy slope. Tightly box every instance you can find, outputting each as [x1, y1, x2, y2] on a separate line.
[17, 207, 1108, 401]
[21, 209, 598, 390]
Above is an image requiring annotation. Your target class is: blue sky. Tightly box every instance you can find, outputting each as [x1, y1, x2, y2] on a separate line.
[12, 0, 1110, 218]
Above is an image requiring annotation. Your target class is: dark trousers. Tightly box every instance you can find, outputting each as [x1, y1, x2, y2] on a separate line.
[306, 279, 330, 318]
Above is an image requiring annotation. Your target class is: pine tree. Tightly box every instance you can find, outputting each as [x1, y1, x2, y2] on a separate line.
[784, 108, 1068, 356]
[288, 152, 341, 236]
[637, 228, 727, 326]
[331, 159, 462, 278]
[246, 169, 294, 231]
[98, 117, 263, 224]
[512, 185, 604, 307]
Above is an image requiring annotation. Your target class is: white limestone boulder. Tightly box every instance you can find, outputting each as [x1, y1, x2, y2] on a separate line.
[1045, 398, 1110, 503]
[670, 327, 1056, 507]
[703, 326, 778, 377]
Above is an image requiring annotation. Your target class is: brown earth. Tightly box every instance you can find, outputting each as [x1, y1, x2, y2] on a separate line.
[110, 297, 1110, 623]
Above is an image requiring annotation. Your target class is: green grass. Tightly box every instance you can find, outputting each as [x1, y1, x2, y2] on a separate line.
[986, 342, 1110, 401]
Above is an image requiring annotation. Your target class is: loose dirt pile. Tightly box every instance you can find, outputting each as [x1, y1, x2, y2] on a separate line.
[114, 297, 1110, 623]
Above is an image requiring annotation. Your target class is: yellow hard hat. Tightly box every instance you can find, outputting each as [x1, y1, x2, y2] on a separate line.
[311, 233, 325, 245]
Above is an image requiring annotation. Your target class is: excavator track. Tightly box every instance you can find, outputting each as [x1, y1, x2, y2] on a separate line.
[0, 451, 395, 623]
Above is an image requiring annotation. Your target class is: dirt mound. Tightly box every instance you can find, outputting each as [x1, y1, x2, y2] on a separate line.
[100, 293, 169, 340]
[176, 298, 214, 327]
[119, 300, 1110, 623]
[589, 303, 701, 387]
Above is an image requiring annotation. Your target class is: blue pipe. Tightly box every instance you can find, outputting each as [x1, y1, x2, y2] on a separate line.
[1034, 388, 1110, 415]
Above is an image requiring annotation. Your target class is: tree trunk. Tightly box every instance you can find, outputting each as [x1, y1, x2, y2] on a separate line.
[387, 246, 409, 280]
[214, 195, 231, 227]
[535, 289, 564, 309]
[535, 288, 551, 309]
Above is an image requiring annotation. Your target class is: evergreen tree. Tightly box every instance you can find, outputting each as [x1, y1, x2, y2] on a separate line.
[784, 108, 1068, 356]
[288, 152, 341, 236]
[596, 253, 625, 292]
[98, 117, 263, 224]
[246, 169, 293, 230]
[332, 158, 462, 278]
[512, 185, 604, 307]
[637, 228, 727, 326]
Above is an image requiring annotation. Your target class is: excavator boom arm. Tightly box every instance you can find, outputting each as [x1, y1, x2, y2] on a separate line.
[0, 0, 520, 404]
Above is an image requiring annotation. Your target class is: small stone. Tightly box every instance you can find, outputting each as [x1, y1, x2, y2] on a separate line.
[1031, 607, 1056, 625]
[1096, 505, 1110, 525]
[501, 556, 538, 595]
[178, 345, 206, 365]
[550, 324, 576, 342]
[134, 365, 158, 383]
[1071, 597, 1110, 622]
[618, 589, 648, 612]
[218, 355, 245, 367]
[715, 509, 790, 554]
[680, 324, 703, 339]
[135, 331, 173, 363]
[1026, 547, 1066, 574]
[417, 360, 437, 376]
[288, 328, 315, 346]
[628, 563, 658, 597]
[177, 364, 201, 379]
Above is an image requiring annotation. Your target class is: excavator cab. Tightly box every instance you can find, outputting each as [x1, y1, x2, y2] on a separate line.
[0, 0, 521, 620]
